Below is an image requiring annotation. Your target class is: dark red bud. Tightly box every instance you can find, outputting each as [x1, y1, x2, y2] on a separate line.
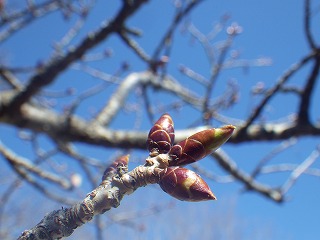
[147, 113, 175, 156]
[169, 125, 235, 166]
[102, 155, 129, 181]
[159, 167, 216, 202]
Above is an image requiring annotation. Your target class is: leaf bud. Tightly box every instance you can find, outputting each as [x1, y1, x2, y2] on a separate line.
[159, 167, 216, 202]
[168, 125, 235, 166]
[147, 113, 175, 156]
[102, 155, 129, 181]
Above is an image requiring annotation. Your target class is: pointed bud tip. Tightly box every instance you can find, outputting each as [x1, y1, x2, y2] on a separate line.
[199, 187, 217, 201]
[120, 154, 130, 165]
[210, 193, 217, 201]
[213, 125, 235, 140]
[220, 124, 236, 132]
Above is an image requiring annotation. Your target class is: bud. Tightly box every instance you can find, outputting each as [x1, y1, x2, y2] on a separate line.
[159, 167, 216, 202]
[147, 113, 175, 156]
[169, 125, 235, 166]
[102, 155, 129, 181]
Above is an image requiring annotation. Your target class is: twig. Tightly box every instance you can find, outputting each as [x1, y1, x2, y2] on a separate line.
[72, 64, 121, 83]
[239, 51, 316, 130]
[106, 202, 174, 231]
[191, 163, 234, 183]
[93, 71, 153, 126]
[0, 0, 148, 115]
[0, 68, 23, 90]
[251, 137, 297, 178]
[118, 29, 151, 63]
[212, 149, 284, 202]
[93, 71, 203, 126]
[152, 0, 204, 60]
[179, 64, 209, 86]
[304, 0, 317, 49]
[58, 143, 104, 168]
[12, 164, 77, 205]
[0, 1, 59, 42]
[281, 146, 320, 194]
[260, 164, 320, 177]
[0, 179, 22, 238]
[141, 85, 156, 124]
[52, 14, 87, 57]
[297, 56, 320, 125]
[0, 141, 72, 190]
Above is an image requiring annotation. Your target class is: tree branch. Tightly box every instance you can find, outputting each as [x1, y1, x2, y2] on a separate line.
[212, 149, 284, 202]
[0, 0, 148, 116]
[239, 51, 315, 132]
[93, 71, 202, 126]
[297, 55, 320, 125]
[1, 90, 320, 152]
[0, 141, 72, 190]
[17, 155, 164, 240]
[304, 0, 317, 50]
[281, 146, 320, 194]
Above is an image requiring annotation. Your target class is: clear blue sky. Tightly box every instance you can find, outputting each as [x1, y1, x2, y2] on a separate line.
[1, 1, 320, 239]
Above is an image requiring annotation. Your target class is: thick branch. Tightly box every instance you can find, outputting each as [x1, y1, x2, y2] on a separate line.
[1, 90, 320, 151]
[17, 155, 164, 240]
[0, 90, 207, 150]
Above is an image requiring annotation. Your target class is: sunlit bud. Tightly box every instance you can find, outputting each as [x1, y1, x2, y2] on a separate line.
[169, 125, 235, 166]
[159, 167, 216, 202]
[147, 113, 175, 156]
[102, 155, 129, 181]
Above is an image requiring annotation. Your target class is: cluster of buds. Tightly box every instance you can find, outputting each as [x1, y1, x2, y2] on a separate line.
[147, 113, 235, 202]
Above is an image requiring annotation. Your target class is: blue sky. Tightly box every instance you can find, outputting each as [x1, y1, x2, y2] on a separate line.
[1, 0, 320, 239]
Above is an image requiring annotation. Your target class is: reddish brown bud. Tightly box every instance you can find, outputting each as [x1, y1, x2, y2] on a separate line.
[159, 167, 216, 202]
[147, 113, 175, 156]
[102, 155, 129, 181]
[169, 125, 235, 166]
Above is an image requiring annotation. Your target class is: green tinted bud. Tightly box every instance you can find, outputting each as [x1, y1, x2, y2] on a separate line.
[169, 125, 235, 166]
[159, 167, 216, 202]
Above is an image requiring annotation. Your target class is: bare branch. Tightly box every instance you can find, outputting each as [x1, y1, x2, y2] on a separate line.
[152, 0, 204, 60]
[93, 71, 203, 126]
[17, 154, 166, 239]
[179, 64, 209, 86]
[212, 149, 284, 202]
[0, 141, 72, 190]
[191, 163, 234, 183]
[2, 90, 320, 154]
[12, 164, 77, 205]
[0, 0, 148, 115]
[0, 68, 23, 90]
[297, 56, 320, 125]
[251, 137, 297, 178]
[238, 51, 316, 132]
[304, 0, 317, 49]
[0, 0, 60, 42]
[118, 29, 151, 63]
[281, 146, 320, 194]
[260, 164, 320, 177]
